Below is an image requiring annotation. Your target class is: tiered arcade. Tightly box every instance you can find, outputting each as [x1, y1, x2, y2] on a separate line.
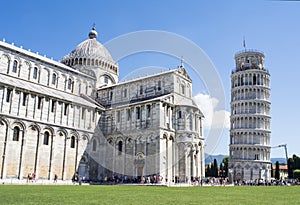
[229, 50, 271, 182]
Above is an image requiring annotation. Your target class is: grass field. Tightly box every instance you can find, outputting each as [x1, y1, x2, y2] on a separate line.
[0, 185, 299, 205]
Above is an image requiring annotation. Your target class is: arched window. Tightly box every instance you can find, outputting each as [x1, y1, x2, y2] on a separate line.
[78, 83, 81, 94]
[52, 73, 57, 85]
[12, 60, 18, 73]
[118, 141, 123, 154]
[70, 136, 76, 148]
[93, 139, 97, 151]
[139, 85, 143, 95]
[104, 76, 109, 84]
[157, 80, 161, 91]
[67, 78, 72, 90]
[6, 88, 12, 103]
[253, 75, 256, 85]
[33, 67, 38, 79]
[13, 126, 20, 141]
[43, 131, 50, 145]
[136, 107, 141, 120]
[110, 91, 113, 101]
[123, 88, 127, 98]
[189, 115, 193, 130]
[181, 84, 185, 95]
[178, 111, 182, 119]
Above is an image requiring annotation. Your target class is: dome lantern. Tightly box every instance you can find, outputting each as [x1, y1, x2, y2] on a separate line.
[88, 27, 98, 39]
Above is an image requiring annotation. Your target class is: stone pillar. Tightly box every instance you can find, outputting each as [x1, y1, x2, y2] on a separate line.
[34, 130, 40, 179]
[62, 136, 67, 180]
[0, 121, 9, 179]
[18, 130, 25, 179]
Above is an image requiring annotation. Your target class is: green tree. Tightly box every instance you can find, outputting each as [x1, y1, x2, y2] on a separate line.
[271, 162, 274, 178]
[293, 155, 300, 169]
[213, 159, 218, 177]
[287, 154, 300, 178]
[205, 164, 211, 177]
[219, 163, 224, 178]
[222, 157, 228, 177]
[293, 169, 300, 180]
[288, 158, 294, 178]
[275, 161, 280, 180]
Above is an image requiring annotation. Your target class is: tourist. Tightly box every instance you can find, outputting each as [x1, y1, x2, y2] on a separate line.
[54, 174, 58, 183]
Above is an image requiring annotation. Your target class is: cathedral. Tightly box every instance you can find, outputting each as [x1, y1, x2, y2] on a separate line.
[0, 27, 205, 183]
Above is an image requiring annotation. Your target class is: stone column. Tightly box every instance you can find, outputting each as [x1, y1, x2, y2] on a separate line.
[62, 136, 67, 180]
[18, 130, 25, 179]
[0, 121, 9, 179]
[34, 130, 40, 179]
[48, 134, 54, 180]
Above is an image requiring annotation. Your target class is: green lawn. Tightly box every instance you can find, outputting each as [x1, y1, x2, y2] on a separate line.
[0, 185, 298, 205]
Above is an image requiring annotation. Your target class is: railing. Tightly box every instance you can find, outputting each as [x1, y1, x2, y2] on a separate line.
[232, 67, 269, 74]
[235, 49, 264, 56]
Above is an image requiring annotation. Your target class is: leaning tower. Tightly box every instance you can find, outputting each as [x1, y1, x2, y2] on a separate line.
[229, 50, 271, 183]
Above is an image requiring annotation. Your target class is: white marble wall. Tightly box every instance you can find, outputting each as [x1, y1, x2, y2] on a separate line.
[0, 41, 98, 180]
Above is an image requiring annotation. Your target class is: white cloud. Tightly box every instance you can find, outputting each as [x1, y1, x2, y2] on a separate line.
[193, 93, 230, 129]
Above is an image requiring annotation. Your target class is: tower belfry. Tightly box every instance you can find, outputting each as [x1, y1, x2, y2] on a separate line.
[229, 49, 271, 183]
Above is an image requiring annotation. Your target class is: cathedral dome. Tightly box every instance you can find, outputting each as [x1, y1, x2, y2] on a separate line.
[61, 27, 117, 69]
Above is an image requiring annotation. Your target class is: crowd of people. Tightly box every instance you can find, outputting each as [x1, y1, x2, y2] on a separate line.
[24, 171, 299, 186]
[26, 173, 36, 183]
[234, 178, 299, 186]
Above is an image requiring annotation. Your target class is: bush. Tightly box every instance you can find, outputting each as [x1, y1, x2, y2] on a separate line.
[293, 169, 300, 180]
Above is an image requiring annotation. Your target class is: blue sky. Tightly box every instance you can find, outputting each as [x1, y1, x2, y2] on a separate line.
[0, 0, 299, 158]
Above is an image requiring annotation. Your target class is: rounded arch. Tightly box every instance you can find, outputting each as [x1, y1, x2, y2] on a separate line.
[28, 123, 41, 133]
[80, 155, 88, 163]
[11, 120, 26, 131]
[56, 129, 68, 138]
[1, 53, 11, 61]
[136, 135, 144, 142]
[60, 73, 67, 81]
[107, 137, 114, 145]
[147, 133, 155, 142]
[100, 73, 116, 84]
[42, 126, 55, 136]
[13, 56, 21, 63]
[42, 67, 50, 76]
[81, 134, 90, 142]
[69, 130, 79, 139]
[136, 152, 145, 159]
[115, 136, 124, 144]
[0, 116, 9, 126]
[24, 61, 32, 69]
[67, 75, 75, 81]
[126, 137, 133, 144]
